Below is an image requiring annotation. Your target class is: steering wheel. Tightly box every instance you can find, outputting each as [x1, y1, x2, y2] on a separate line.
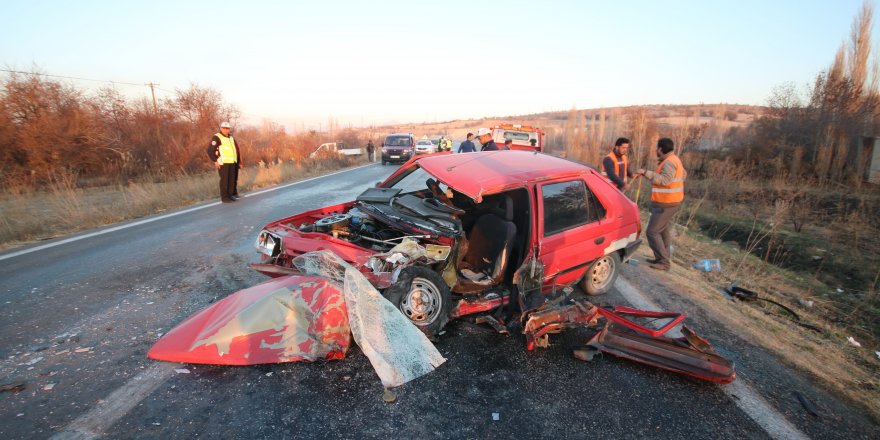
[426, 178, 452, 204]
[422, 197, 465, 216]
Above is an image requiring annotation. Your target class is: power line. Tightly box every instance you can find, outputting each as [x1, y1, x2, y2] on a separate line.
[0, 68, 144, 87]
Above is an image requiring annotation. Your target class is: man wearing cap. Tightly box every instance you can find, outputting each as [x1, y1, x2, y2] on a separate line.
[475, 128, 499, 151]
[207, 121, 242, 203]
[457, 133, 476, 153]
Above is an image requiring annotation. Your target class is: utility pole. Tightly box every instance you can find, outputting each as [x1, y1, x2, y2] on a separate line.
[145, 81, 159, 113]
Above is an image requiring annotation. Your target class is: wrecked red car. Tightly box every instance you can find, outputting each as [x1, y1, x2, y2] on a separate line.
[251, 151, 642, 334]
[150, 151, 735, 385]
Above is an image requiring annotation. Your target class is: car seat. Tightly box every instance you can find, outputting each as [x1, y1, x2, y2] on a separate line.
[453, 196, 517, 294]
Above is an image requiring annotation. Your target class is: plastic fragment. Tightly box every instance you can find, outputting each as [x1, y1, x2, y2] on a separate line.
[693, 259, 721, 272]
[382, 389, 397, 403]
[846, 336, 861, 348]
[174, 368, 191, 374]
[492, 413, 500, 421]
[43, 383, 55, 391]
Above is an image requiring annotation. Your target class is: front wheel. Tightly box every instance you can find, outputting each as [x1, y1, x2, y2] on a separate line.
[580, 252, 620, 296]
[382, 266, 451, 336]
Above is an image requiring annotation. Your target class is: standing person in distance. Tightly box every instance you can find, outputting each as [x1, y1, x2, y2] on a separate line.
[457, 133, 476, 153]
[366, 139, 375, 162]
[207, 121, 242, 203]
[475, 128, 499, 151]
[602, 137, 634, 191]
[635, 138, 687, 271]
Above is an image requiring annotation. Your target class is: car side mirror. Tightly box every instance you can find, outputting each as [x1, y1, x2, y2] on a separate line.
[375, 181, 382, 187]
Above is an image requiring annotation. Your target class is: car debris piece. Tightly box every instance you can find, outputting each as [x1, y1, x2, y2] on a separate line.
[793, 391, 820, 417]
[0, 379, 26, 393]
[149, 275, 351, 365]
[382, 388, 397, 404]
[42, 383, 56, 391]
[523, 298, 736, 384]
[150, 251, 445, 389]
[723, 282, 823, 333]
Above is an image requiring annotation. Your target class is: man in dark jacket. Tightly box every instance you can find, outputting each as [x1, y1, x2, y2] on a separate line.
[603, 137, 634, 191]
[457, 133, 476, 153]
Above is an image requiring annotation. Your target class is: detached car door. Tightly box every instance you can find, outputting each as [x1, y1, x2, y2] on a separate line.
[537, 177, 615, 286]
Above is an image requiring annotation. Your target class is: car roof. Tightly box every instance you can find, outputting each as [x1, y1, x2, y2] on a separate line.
[416, 151, 591, 202]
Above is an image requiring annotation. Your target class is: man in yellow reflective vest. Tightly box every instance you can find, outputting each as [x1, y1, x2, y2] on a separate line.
[635, 138, 686, 271]
[206, 121, 243, 203]
[601, 137, 633, 191]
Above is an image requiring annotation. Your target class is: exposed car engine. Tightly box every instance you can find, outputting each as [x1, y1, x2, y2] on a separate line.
[297, 208, 405, 251]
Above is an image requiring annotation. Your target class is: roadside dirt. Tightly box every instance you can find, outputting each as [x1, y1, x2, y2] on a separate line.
[621, 231, 880, 435]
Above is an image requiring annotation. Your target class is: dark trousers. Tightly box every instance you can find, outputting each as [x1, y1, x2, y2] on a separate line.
[646, 204, 680, 266]
[218, 164, 236, 200]
[232, 163, 239, 196]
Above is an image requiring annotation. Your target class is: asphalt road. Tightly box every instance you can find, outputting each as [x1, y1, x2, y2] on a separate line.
[0, 163, 875, 439]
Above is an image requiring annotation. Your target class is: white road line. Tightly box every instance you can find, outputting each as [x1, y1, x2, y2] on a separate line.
[50, 363, 176, 440]
[615, 276, 809, 440]
[0, 163, 377, 262]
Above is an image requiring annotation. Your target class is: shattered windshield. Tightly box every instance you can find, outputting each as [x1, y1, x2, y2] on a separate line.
[389, 167, 448, 195]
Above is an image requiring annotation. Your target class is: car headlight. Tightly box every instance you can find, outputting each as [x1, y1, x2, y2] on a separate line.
[255, 230, 282, 258]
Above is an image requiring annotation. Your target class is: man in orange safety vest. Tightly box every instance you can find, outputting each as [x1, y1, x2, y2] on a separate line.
[635, 138, 686, 271]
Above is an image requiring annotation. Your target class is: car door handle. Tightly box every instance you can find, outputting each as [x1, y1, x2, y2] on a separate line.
[594, 237, 605, 245]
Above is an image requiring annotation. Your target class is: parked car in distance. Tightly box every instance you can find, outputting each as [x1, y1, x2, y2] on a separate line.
[252, 151, 642, 335]
[414, 139, 436, 155]
[309, 142, 364, 158]
[381, 133, 415, 165]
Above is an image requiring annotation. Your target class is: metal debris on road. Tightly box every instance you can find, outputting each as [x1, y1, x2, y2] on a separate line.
[0, 379, 26, 393]
[793, 391, 820, 417]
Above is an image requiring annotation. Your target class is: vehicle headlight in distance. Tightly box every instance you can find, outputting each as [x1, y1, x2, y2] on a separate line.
[255, 230, 282, 258]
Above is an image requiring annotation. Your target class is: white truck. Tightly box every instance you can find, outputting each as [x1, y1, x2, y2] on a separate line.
[309, 142, 364, 158]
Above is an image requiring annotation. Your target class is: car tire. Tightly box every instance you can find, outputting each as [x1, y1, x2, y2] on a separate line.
[580, 252, 620, 296]
[382, 266, 451, 336]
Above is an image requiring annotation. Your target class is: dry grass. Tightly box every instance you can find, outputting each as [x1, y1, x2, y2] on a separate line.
[0, 156, 365, 250]
[651, 219, 880, 419]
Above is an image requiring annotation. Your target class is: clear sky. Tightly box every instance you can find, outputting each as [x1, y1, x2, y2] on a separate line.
[1, 0, 871, 130]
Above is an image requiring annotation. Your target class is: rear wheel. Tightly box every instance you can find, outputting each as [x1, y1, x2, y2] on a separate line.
[383, 266, 451, 336]
[580, 252, 620, 295]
